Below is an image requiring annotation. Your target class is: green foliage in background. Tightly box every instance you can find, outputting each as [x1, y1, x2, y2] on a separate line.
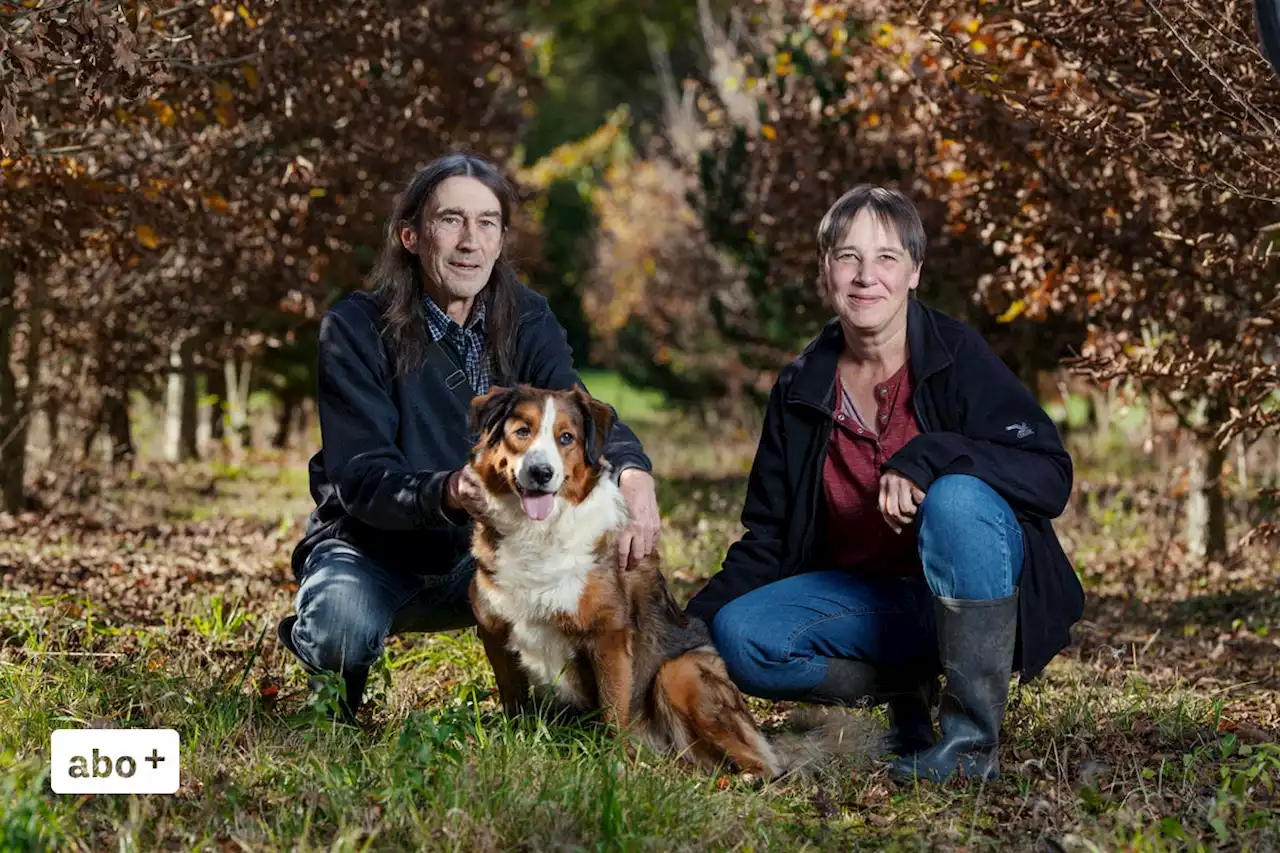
[516, 0, 733, 162]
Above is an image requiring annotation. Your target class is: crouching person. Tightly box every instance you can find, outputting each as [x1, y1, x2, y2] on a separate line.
[278, 152, 660, 720]
[684, 185, 1083, 782]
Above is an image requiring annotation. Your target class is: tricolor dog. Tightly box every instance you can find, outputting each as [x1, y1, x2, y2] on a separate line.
[464, 384, 785, 777]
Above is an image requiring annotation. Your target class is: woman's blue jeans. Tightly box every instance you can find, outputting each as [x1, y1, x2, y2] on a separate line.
[711, 474, 1024, 700]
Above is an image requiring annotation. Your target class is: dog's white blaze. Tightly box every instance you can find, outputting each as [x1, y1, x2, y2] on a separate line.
[515, 396, 564, 495]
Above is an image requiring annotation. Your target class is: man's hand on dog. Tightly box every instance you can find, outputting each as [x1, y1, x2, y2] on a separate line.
[879, 469, 925, 534]
[445, 465, 488, 521]
[618, 468, 660, 570]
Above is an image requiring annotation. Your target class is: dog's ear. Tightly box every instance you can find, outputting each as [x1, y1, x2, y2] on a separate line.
[469, 386, 519, 448]
[572, 386, 615, 469]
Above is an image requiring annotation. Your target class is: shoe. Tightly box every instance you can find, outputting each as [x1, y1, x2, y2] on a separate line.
[277, 615, 303, 662]
[276, 614, 365, 723]
[806, 657, 938, 756]
[886, 591, 1018, 783]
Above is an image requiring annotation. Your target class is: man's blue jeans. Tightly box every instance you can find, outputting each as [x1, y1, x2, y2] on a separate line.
[711, 475, 1024, 700]
[284, 539, 477, 678]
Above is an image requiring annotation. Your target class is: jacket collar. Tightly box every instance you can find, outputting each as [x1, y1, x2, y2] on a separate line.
[786, 319, 842, 412]
[786, 297, 953, 412]
[905, 297, 953, 383]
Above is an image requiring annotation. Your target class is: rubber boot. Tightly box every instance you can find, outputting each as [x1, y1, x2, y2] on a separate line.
[807, 657, 938, 756]
[886, 591, 1018, 783]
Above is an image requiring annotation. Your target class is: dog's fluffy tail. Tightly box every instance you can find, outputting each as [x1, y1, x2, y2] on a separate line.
[647, 647, 783, 778]
[762, 705, 887, 780]
[645, 647, 885, 781]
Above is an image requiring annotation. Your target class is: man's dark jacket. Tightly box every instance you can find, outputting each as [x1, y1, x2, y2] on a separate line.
[290, 286, 652, 579]
[685, 299, 1084, 681]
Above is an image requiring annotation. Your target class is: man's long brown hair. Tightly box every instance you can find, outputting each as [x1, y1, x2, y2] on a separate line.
[368, 153, 522, 379]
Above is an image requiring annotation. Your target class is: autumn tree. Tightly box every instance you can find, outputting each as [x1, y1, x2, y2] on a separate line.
[585, 0, 1069, 417]
[2, 0, 534, 511]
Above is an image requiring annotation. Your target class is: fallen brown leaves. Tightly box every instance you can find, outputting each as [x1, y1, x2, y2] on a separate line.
[0, 509, 296, 627]
[1057, 484, 1280, 735]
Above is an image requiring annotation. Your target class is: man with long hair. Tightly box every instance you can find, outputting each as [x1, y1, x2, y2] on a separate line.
[277, 152, 661, 720]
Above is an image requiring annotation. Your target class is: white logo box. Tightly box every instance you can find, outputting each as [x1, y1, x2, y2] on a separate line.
[50, 729, 180, 794]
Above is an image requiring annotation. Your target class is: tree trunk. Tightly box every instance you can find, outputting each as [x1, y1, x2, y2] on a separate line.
[1092, 385, 1113, 436]
[0, 263, 20, 511]
[45, 398, 61, 453]
[105, 392, 135, 469]
[207, 367, 226, 443]
[164, 338, 201, 462]
[1235, 435, 1248, 489]
[273, 390, 301, 450]
[196, 370, 212, 458]
[0, 266, 44, 512]
[1185, 397, 1229, 562]
[180, 342, 199, 460]
[11, 272, 45, 504]
[299, 396, 316, 448]
[164, 340, 183, 462]
[223, 356, 252, 460]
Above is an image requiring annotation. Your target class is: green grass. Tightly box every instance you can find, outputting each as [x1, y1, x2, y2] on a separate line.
[3, 372, 1278, 851]
[578, 368, 671, 427]
[3, 602, 1275, 852]
[0, 597, 794, 852]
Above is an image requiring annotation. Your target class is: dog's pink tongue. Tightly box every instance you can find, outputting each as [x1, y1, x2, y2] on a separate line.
[522, 492, 555, 521]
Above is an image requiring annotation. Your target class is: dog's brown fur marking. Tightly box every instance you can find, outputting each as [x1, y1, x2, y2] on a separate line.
[553, 570, 627, 634]
[471, 525, 500, 576]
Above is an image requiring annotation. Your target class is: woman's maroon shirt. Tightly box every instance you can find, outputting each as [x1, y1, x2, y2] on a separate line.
[821, 360, 924, 576]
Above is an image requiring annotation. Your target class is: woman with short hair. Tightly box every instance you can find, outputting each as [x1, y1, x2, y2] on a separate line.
[686, 185, 1083, 783]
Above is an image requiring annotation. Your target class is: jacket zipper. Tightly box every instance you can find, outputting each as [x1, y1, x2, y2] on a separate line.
[913, 383, 934, 433]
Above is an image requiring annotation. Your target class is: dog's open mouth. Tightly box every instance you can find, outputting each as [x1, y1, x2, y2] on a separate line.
[518, 488, 555, 521]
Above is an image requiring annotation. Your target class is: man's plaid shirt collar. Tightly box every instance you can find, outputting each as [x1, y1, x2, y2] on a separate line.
[424, 295, 490, 394]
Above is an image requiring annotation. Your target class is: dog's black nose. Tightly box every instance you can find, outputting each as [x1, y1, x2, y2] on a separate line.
[528, 463, 554, 488]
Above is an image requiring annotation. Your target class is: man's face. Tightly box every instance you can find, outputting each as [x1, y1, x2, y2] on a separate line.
[400, 176, 505, 302]
[820, 208, 920, 336]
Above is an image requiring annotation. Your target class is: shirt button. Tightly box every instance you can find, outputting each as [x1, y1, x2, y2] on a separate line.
[837, 414, 845, 421]
[879, 413, 889, 424]
[878, 387, 888, 397]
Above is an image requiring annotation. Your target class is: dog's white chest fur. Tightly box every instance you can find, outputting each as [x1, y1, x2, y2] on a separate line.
[480, 477, 627, 695]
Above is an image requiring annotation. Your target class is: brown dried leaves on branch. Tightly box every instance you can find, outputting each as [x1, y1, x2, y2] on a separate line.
[625, 0, 1277, 437]
[2, 1, 535, 480]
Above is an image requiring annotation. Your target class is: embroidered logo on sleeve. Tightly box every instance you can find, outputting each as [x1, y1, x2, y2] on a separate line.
[1006, 421, 1035, 440]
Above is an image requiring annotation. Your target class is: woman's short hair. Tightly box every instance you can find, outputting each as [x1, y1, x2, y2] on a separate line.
[816, 185, 926, 268]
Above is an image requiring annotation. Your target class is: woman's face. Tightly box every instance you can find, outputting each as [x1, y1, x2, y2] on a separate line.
[821, 208, 920, 339]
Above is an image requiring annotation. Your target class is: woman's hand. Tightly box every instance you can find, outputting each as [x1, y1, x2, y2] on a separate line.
[879, 470, 925, 534]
